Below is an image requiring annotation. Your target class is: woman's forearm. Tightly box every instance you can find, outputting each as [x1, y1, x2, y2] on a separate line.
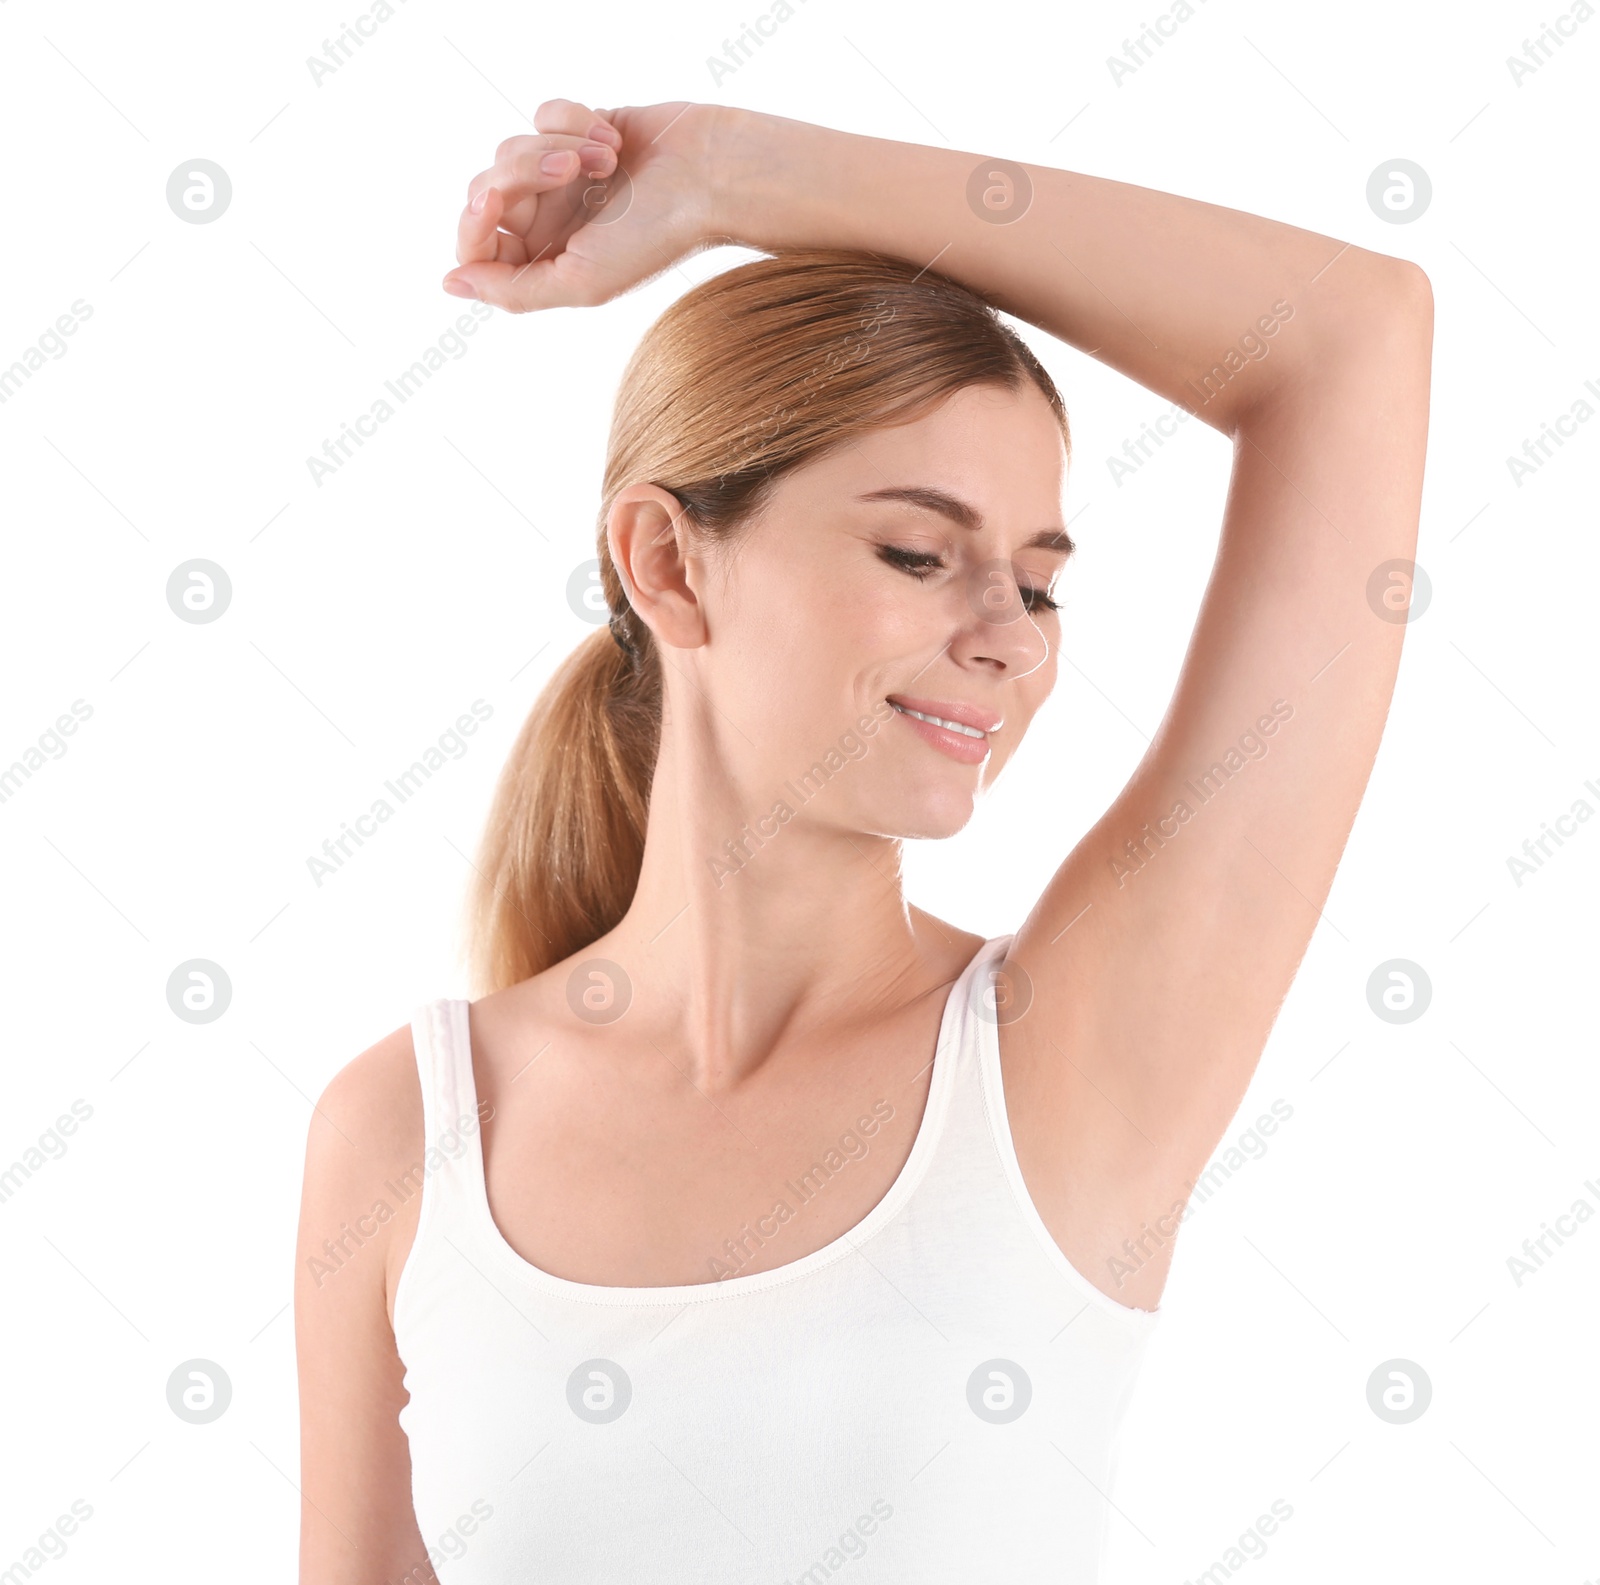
[704, 105, 1418, 436]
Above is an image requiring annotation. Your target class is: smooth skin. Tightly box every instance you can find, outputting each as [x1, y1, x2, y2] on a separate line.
[295, 100, 1433, 1581]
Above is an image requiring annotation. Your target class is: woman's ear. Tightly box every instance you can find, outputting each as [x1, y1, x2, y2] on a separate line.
[605, 484, 708, 652]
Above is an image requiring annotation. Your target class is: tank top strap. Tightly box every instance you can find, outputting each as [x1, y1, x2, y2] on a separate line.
[406, 996, 490, 1234]
[928, 932, 1017, 1102]
[966, 933, 1019, 1024]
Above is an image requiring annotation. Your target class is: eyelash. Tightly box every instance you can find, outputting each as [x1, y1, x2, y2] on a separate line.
[877, 545, 1061, 614]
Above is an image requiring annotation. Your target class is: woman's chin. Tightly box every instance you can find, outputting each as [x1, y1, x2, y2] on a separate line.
[871, 794, 980, 843]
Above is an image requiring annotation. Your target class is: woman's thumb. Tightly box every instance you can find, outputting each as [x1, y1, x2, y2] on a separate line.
[442, 256, 588, 315]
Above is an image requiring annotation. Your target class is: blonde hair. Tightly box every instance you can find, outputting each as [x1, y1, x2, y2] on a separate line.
[465, 247, 1069, 994]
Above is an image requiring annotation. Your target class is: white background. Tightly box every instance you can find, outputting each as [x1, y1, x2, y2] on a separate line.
[1, 0, 1595, 1579]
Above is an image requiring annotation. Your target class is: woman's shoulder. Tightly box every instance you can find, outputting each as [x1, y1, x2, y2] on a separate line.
[310, 1019, 426, 1160]
[298, 1018, 429, 1327]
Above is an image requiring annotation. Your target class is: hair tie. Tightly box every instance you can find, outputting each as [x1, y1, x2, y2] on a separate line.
[607, 608, 638, 667]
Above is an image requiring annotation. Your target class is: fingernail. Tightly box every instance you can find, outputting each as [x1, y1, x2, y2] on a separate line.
[580, 143, 613, 167]
[540, 151, 576, 176]
[469, 188, 489, 215]
[588, 122, 622, 148]
[443, 277, 479, 299]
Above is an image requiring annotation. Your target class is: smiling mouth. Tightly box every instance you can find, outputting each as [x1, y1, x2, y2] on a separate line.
[888, 702, 988, 739]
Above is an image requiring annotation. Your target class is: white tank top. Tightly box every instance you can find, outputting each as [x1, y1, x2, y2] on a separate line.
[395, 933, 1159, 1582]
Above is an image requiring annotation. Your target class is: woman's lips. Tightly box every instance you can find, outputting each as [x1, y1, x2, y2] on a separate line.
[885, 694, 1003, 734]
[886, 697, 997, 764]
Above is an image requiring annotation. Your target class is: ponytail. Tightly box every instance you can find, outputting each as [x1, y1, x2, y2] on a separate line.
[465, 622, 660, 995]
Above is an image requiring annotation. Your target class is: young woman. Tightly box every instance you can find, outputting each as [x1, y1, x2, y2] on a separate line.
[295, 99, 1432, 1582]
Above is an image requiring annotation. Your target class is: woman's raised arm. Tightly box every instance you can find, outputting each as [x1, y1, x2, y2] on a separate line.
[706, 106, 1433, 1308]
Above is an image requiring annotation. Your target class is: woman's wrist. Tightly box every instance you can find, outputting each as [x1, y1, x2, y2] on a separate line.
[699, 105, 906, 258]
[699, 104, 784, 251]
[695, 107, 1042, 315]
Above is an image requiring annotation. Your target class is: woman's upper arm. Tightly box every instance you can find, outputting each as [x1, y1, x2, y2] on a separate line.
[294, 1026, 432, 1584]
[1009, 257, 1434, 1218]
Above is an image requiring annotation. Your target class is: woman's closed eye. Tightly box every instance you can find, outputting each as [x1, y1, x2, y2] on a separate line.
[876, 543, 1060, 614]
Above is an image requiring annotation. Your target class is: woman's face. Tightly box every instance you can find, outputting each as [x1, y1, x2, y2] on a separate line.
[691, 380, 1072, 842]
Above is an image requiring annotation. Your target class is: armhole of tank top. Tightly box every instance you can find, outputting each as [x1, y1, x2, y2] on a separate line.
[974, 940, 1161, 1329]
[392, 997, 452, 1337]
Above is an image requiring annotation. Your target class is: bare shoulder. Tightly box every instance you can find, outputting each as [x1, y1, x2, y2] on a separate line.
[295, 1018, 437, 1579]
[310, 1020, 425, 1145]
[298, 1020, 427, 1329]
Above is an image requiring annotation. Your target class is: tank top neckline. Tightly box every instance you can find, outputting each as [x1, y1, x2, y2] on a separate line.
[433, 932, 1014, 1309]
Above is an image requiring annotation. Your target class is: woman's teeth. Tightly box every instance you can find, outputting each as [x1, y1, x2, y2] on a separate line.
[890, 702, 986, 739]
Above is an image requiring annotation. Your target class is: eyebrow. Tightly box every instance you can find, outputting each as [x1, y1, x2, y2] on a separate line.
[854, 486, 1075, 556]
